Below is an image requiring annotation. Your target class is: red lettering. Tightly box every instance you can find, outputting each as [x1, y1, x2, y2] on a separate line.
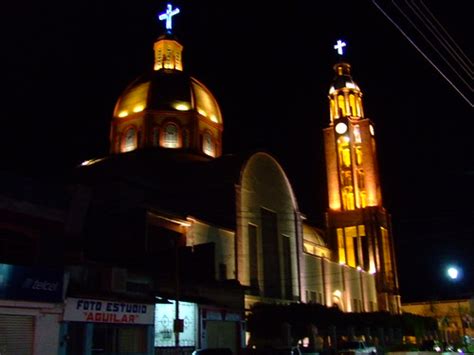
[86, 312, 94, 321]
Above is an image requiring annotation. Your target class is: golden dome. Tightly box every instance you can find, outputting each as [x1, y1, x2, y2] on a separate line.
[113, 70, 222, 125]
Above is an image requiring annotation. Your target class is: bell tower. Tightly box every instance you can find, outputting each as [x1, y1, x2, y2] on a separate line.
[324, 40, 401, 313]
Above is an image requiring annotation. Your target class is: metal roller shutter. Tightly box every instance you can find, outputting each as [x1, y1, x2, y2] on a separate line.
[0, 314, 34, 355]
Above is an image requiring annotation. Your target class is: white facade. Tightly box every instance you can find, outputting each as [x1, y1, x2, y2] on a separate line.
[0, 299, 62, 355]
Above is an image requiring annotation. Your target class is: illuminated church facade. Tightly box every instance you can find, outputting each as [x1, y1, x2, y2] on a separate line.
[88, 8, 400, 316]
[0, 5, 404, 354]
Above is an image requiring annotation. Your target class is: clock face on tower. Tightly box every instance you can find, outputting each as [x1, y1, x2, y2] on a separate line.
[335, 122, 348, 134]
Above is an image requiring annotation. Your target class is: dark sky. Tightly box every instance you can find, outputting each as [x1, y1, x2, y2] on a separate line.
[2, 1, 472, 302]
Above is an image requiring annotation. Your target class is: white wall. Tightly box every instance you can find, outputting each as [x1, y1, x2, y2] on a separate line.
[188, 220, 235, 280]
[0, 300, 62, 355]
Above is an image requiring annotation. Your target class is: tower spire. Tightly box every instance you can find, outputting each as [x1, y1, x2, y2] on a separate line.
[323, 41, 401, 314]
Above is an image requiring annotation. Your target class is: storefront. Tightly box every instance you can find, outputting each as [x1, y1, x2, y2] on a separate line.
[199, 305, 245, 354]
[154, 300, 198, 349]
[60, 297, 155, 355]
[0, 263, 64, 355]
[153, 299, 244, 354]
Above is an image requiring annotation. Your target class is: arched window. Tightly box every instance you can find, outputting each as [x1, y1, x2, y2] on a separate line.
[349, 94, 357, 116]
[337, 137, 351, 168]
[337, 95, 345, 117]
[162, 122, 180, 148]
[121, 127, 137, 152]
[202, 131, 215, 157]
[330, 99, 336, 120]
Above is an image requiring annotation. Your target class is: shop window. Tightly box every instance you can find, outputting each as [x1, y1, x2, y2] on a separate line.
[93, 324, 147, 352]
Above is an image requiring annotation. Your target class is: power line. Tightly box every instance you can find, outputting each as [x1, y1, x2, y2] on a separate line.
[395, 0, 472, 90]
[372, 0, 473, 107]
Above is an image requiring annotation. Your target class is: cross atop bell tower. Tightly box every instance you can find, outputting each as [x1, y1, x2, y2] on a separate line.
[334, 39, 347, 56]
[158, 4, 180, 32]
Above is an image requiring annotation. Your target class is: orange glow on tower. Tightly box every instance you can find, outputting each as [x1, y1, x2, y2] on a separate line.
[324, 56, 400, 314]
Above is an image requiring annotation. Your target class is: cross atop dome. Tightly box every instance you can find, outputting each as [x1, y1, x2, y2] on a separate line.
[158, 3, 180, 32]
[334, 39, 347, 56]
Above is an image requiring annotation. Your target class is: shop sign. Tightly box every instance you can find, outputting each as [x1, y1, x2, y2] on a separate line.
[0, 263, 64, 302]
[64, 297, 155, 325]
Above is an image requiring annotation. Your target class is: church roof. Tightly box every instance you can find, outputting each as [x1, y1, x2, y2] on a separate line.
[302, 223, 327, 247]
[73, 149, 251, 229]
[113, 70, 222, 124]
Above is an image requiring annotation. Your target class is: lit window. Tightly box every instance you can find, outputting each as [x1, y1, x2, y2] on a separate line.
[337, 137, 351, 168]
[342, 187, 355, 210]
[355, 146, 362, 165]
[353, 124, 361, 143]
[344, 226, 357, 267]
[338, 95, 345, 117]
[121, 127, 137, 152]
[330, 99, 336, 121]
[173, 101, 190, 111]
[357, 97, 364, 117]
[337, 228, 345, 264]
[162, 123, 180, 148]
[349, 94, 357, 116]
[202, 132, 215, 157]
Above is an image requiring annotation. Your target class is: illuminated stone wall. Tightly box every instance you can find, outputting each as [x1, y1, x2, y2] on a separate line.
[302, 254, 378, 312]
[187, 219, 235, 281]
[236, 152, 300, 306]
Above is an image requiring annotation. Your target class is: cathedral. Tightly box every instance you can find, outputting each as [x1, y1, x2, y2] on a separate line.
[0, 4, 401, 354]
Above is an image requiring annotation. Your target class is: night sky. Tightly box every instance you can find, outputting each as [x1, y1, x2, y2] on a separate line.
[2, 1, 472, 302]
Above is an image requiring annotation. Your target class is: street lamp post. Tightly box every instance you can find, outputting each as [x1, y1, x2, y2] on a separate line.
[445, 265, 466, 346]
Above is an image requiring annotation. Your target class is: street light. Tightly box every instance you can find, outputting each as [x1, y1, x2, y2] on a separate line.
[446, 266, 460, 280]
[444, 265, 466, 347]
